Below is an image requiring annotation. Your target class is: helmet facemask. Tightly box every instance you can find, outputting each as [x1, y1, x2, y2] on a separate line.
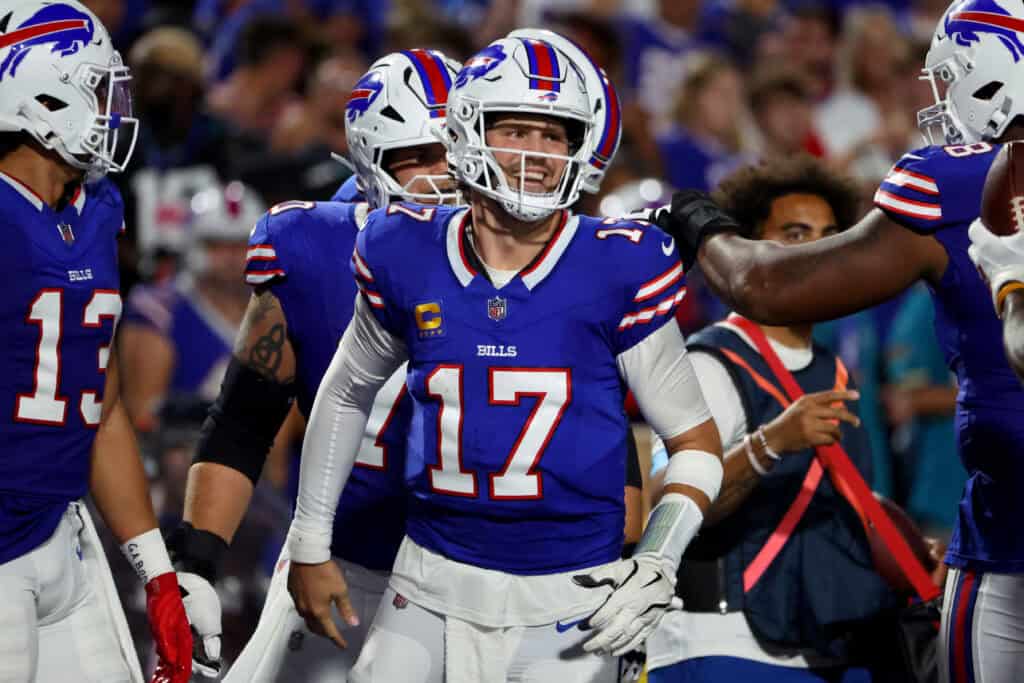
[918, 52, 975, 146]
[449, 97, 591, 223]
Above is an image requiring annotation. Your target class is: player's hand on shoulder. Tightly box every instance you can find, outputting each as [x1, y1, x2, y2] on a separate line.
[572, 553, 676, 656]
[145, 572, 193, 683]
[968, 218, 1024, 316]
[287, 558, 360, 649]
[762, 389, 862, 452]
[651, 190, 741, 270]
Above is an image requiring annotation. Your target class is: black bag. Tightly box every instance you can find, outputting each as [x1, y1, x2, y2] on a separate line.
[895, 597, 942, 683]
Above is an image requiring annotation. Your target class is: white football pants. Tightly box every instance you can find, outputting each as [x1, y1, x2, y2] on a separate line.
[224, 545, 387, 683]
[940, 566, 1024, 683]
[0, 501, 143, 683]
[350, 587, 618, 683]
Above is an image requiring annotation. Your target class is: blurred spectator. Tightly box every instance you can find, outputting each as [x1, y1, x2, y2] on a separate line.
[271, 52, 367, 155]
[775, 3, 840, 101]
[620, 0, 703, 130]
[124, 27, 234, 284]
[657, 52, 752, 192]
[82, 0, 150, 49]
[748, 66, 823, 159]
[207, 16, 306, 136]
[699, 0, 785, 67]
[884, 284, 965, 535]
[119, 182, 262, 432]
[815, 6, 913, 181]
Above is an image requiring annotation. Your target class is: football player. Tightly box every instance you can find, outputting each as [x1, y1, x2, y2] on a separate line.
[166, 49, 463, 682]
[287, 36, 722, 682]
[968, 222, 1024, 383]
[119, 181, 265, 431]
[0, 2, 192, 681]
[656, 2, 1024, 681]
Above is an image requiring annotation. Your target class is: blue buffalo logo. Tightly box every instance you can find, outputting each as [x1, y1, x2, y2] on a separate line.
[944, 0, 1024, 62]
[346, 71, 384, 122]
[454, 44, 506, 88]
[0, 4, 96, 81]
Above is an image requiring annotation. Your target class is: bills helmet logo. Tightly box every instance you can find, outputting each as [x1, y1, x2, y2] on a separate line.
[537, 92, 558, 102]
[454, 44, 506, 88]
[943, 0, 1024, 62]
[0, 4, 96, 80]
[346, 71, 384, 122]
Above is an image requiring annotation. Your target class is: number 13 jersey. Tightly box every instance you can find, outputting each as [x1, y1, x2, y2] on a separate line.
[0, 173, 124, 564]
[353, 204, 692, 575]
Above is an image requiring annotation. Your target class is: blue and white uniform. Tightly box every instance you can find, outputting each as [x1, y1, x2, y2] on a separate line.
[0, 173, 141, 681]
[291, 205, 711, 682]
[224, 197, 410, 683]
[875, 142, 1024, 683]
[121, 277, 236, 402]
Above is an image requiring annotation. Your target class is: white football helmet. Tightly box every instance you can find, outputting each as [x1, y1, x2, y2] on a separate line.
[444, 37, 594, 222]
[919, 0, 1024, 145]
[0, 0, 138, 178]
[344, 49, 461, 209]
[508, 28, 622, 194]
[189, 181, 265, 243]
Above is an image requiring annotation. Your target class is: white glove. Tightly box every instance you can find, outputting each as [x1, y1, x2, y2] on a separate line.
[178, 572, 223, 677]
[572, 553, 676, 657]
[967, 219, 1024, 316]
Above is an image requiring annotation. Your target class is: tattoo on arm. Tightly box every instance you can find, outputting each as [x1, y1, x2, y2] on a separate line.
[249, 323, 287, 380]
[704, 443, 761, 526]
[235, 290, 296, 384]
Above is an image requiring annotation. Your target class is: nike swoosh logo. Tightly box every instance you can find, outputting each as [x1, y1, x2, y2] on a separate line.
[555, 618, 584, 633]
[661, 238, 675, 256]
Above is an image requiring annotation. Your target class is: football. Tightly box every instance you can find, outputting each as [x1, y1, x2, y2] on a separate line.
[981, 140, 1024, 236]
[866, 493, 940, 595]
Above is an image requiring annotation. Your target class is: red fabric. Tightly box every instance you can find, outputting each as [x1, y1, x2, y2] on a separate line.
[727, 314, 941, 602]
[145, 572, 193, 683]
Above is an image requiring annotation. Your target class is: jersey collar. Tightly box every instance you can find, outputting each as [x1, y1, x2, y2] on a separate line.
[0, 173, 87, 215]
[445, 208, 578, 290]
[0, 171, 44, 211]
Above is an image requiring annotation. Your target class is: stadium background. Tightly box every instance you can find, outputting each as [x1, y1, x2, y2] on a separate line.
[89, 0, 965, 676]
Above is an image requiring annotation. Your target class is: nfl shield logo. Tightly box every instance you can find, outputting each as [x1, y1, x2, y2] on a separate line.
[487, 296, 507, 322]
[58, 223, 75, 246]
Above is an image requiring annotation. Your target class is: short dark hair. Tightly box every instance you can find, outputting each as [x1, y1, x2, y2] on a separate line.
[712, 155, 861, 239]
[236, 16, 304, 67]
[0, 132, 30, 161]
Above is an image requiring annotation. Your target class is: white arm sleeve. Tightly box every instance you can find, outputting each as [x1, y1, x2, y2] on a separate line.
[649, 351, 749, 474]
[287, 295, 408, 564]
[617, 321, 712, 441]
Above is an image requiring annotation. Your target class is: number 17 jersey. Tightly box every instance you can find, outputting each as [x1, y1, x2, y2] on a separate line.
[352, 204, 687, 575]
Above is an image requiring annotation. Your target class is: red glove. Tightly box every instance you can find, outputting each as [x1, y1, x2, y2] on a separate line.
[145, 572, 193, 683]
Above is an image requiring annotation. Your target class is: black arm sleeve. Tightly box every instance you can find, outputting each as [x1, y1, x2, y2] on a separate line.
[192, 358, 296, 485]
[625, 425, 642, 490]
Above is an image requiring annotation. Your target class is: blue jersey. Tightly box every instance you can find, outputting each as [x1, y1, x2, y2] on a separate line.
[331, 176, 362, 203]
[353, 204, 686, 575]
[875, 142, 1024, 572]
[0, 173, 124, 564]
[121, 277, 235, 400]
[245, 200, 409, 571]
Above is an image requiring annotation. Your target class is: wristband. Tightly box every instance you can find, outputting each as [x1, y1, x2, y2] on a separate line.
[755, 427, 781, 461]
[745, 435, 769, 476]
[996, 281, 1024, 317]
[286, 523, 333, 565]
[635, 492, 704, 576]
[121, 528, 174, 585]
